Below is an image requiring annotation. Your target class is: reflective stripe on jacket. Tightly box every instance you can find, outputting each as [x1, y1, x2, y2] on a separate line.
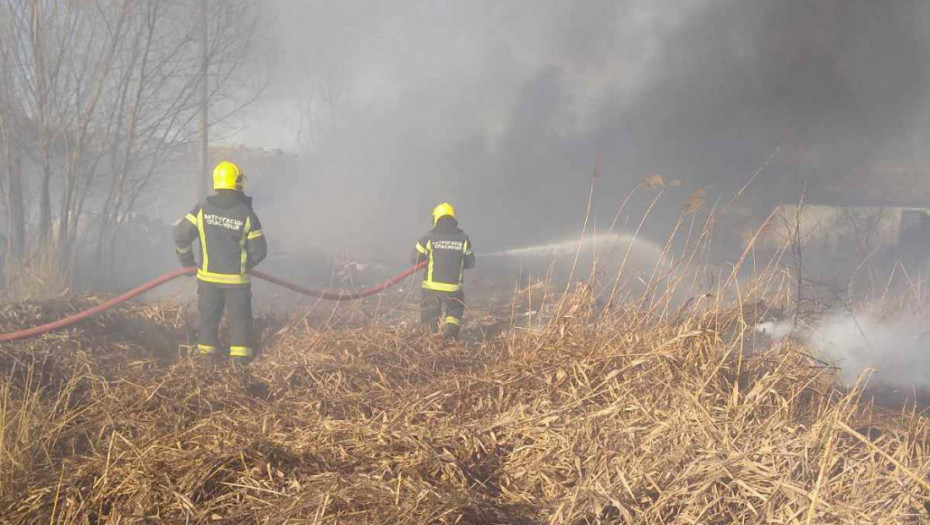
[173, 190, 267, 285]
[411, 217, 474, 292]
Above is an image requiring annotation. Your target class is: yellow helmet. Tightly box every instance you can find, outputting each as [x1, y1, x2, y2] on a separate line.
[213, 161, 245, 191]
[432, 202, 456, 226]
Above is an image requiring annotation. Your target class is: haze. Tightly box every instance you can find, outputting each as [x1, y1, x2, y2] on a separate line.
[225, 0, 930, 262]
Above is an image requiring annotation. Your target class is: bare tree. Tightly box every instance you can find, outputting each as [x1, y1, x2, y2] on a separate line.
[0, 40, 27, 267]
[0, 0, 265, 292]
[296, 62, 355, 151]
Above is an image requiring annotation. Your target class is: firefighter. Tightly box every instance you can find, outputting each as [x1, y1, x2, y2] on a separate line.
[173, 161, 267, 362]
[411, 203, 475, 339]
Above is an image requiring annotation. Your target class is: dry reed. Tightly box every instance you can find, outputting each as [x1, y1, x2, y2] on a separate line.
[1, 283, 927, 524]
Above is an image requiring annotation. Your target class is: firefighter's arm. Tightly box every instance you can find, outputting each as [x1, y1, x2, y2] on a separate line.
[463, 237, 476, 269]
[411, 235, 429, 264]
[173, 206, 199, 267]
[245, 212, 267, 269]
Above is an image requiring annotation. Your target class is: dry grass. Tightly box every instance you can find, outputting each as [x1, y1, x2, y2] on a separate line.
[1, 285, 928, 525]
[2, 194, 928, 523]
[2, 243, 73, 301]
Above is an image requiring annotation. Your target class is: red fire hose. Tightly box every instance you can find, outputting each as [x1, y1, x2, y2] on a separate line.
[0, 261, 427, 343]
[250, 261, 426, 300]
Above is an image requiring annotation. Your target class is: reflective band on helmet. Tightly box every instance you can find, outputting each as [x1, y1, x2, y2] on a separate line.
[443, 316, 461, 326]
[229, 346, 253, 357]
[197, 270, 250, 285]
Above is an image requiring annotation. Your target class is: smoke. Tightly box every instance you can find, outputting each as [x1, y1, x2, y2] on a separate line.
[758, 312, 930, 390]
[810, 312, 930, 389]
[222, 0, 930, 266]
[755, 319, 794, 341]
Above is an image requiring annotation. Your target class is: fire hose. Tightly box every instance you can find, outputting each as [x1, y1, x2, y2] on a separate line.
[0, 261, 427, 343]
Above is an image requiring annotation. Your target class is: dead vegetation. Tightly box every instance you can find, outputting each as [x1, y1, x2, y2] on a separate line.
[1, 288, 928, 525]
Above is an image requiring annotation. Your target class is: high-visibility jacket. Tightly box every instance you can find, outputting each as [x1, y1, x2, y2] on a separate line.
[411, 217, 475, 292]
[173, 190, 267, 285]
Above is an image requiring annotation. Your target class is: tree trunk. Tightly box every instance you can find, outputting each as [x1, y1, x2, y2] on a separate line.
[57, 164, 77, 267]
[37, 165, 52, 245]
[5, 139, 25, 264]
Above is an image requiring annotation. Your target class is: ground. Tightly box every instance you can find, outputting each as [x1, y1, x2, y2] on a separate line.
[1, 293, 929, 524]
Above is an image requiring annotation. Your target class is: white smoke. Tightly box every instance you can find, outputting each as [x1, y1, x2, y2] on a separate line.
[755, 319, 794, 340]
[758, 312, 930, 389]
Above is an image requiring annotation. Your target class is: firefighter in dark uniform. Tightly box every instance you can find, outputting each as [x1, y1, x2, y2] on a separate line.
[173, 161, 267, 362]
[411, 203, 475, 338]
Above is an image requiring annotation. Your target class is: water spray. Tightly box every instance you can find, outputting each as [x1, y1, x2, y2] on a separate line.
[482, 233, 664, 260]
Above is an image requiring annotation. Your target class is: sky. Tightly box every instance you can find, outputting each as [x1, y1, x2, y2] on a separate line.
[223, 0, 930, 260]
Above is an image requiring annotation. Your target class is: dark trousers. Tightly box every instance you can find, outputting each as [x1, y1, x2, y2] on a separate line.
[198, 282, 253, 358]
[421, 289, 465, 338]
